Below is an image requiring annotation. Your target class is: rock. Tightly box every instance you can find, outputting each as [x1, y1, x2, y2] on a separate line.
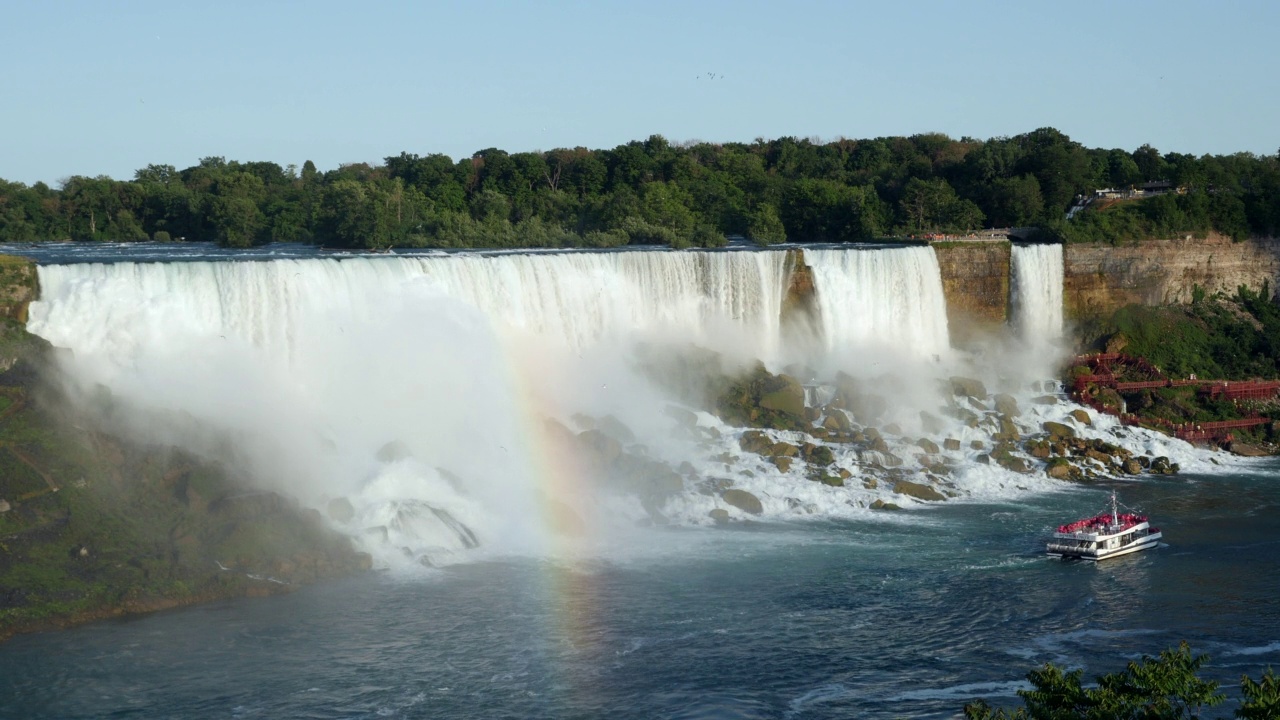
[916, 438, 940, 454]
[772, 457, 794, 473]
[804, 406, 821, 422]
[995, 417, 1020, 442]
[870, 500, 902, 511]
[1105, 332, 1129, 354]
[1122, 459, 1143, 474]
[1000, 457, 1031, 473]
[596, 414, 637, 443]
[817, 475, 844, 487]
[863, 478, 878, 489]
[1042, 421, 1076, 440]
[871, 436, 890, 454]
[327, 497, 355, 523]
[970, 440, 985, 450]
[822, 411, 851, 433]
[758, 374, 806, 417]
[1231, 442, 1270, 457]
[0, 498, 9, 513]
[837, 468, 853, 479]
[803, 444, 835, 466]
[578, 429, 623, 468]
[739, 430, 772, 455]
[1068, 409, 1092, 426]
[993, 394, 1020, 418]
[1045, 458, 1072, 479]
[943, 438, 961, 452]
[767, 441, 800, 458]
[1084, 448, 1114, 466]
[893, 479, 946, 502]
[883, 423, 902, 436]
[950, 376, 988, 400]
[721, 488, 764, 515]
[709, 508, 730, 525]
[1032, 395, 1058, 405]
[697, 477, 734, 495]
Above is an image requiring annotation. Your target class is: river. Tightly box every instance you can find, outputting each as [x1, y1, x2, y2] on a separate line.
[4, 465, 1279, 719]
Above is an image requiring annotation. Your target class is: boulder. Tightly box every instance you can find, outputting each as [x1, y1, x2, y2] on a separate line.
[943, 438, 961, 451]
[696, 477, 734, 496]
[758, 374, 806, 417]
[883, 423, 902, 436]
[1084, 448, 1115, 466]
[993, 394, 1020, 418]
[822, 411, 852, 433]
[950, 376, 988, 400]
[1122, 459, 1144, 474]
[815, 475, 844, 487]
[1045, 458, 1073, 479]
[772, 457, 794, 473]
[803, 444, 835, 466]
[995, 417, 1020, 442]
[1032, 395, 1058, 405]
[1042, 421, 1076, 440]
[722, 488, 764, 515]
[708, 508, 730, 524]
[863, 478, 878, 489]
[738, 430, 773, 455]
[1231, 442, 1270, 457]
[916, 438, 940, 454]
[893, 479, 946, 501]
[767, 441, 800, 458]
[1068, 409, 1092, 426]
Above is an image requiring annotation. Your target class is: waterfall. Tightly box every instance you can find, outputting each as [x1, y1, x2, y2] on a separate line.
[804, 246, 952, 361]
[25, 245, 972, 565]
[1010, 243, 1065, 347]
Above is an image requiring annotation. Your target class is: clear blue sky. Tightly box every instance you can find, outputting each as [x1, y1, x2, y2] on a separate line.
[4, 0, 1277, 186]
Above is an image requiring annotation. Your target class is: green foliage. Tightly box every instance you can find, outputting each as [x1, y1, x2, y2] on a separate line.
[2, 128, 1277, 247]
[964, 643, 1235, 720]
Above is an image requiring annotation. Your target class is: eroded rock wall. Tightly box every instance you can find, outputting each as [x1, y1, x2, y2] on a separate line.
[1064, 234, 1280, 322]
[932, 242, 1011, 345]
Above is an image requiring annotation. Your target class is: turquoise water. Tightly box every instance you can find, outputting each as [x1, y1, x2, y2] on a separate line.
[4, 467, 1279, 719]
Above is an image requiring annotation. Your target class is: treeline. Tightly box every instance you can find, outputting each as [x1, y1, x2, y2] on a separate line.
[1, 128, 1278, 248]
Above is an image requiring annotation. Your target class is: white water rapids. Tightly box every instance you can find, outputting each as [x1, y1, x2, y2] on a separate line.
[24, 245, 1224, 568]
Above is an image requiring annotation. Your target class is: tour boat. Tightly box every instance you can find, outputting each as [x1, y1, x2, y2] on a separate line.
[1045, 491, 1162, 561]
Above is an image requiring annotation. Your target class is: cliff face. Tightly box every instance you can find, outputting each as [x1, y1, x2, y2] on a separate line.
[1064, 234, 1280, 322]
[932, 242, 1011, 345]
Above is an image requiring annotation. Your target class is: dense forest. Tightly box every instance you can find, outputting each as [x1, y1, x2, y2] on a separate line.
[1, 128, 1277, 249]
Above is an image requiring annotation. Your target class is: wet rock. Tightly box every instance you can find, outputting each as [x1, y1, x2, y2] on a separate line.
[0, 498, 9, 513]
[803, 444, 835, 466]
[1045, 457, 1073, 479]
[1068, 409, 1092, 426]
[768, 441, 800, 458]
[758, 375, 806, 417]
[739, 430, 772, 455]
[1042, 421, 1076, 440]
[822, 410, 852, 433]
[837, 468, 853, 479]
[871, 436, 890, 454]
[863, 478, 878, 489]
[722, 488, 764, 515]
[697, 477, 734, 495]
[943, 438, 961, 452]
[950, 376, 988, 400]
[772, 457, 794, 473]
[893, 480, 945, 501]
[1032, 395, 1058, 405]
[993, 394, 1020, 418]
[970, 440, 985, 450]
[1231, 442, 1270, 457]
[1122, 459, 1144, 474]
[916, 438, 940, 454]
[1084, 448, 1115, 466]
[883, 423, 903, 436]
[709, 508, 730, 525]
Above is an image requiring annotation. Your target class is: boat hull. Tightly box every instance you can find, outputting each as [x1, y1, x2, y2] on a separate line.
[1047, 530, 1162, 561]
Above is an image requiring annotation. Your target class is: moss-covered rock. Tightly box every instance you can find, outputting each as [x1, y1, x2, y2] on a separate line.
[721, 488, 763, 515]
[1043, 421, 1076, 439]
[892, 479, 946, 501]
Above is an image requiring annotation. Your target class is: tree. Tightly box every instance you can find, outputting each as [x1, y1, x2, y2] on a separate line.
[963, 643, 1233, 720]
[746, 203, 786, 245]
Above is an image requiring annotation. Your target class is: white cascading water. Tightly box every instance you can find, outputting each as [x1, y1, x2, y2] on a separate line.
[25, 243, 1224, 568]
[28, 249, 798, 566]
[805, 246, 952, 362]
[1010, 243, 1065, 347]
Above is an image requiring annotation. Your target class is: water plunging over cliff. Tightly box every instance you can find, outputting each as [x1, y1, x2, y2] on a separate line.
[23, 244, 1141, 568]
[1010, 243, 1065, 348]
[804, 246, 952, 363]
